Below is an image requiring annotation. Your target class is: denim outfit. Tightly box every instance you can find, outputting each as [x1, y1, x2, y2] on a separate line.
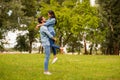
[39, 25, 53, 71]
[44, 18, 60, 55]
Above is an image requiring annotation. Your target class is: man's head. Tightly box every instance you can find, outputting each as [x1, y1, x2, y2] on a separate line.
[38, 16, 46, 24]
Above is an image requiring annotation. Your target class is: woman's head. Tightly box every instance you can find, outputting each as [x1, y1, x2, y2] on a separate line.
[48, 10, 57, 24]
[48, 10, 56, 18]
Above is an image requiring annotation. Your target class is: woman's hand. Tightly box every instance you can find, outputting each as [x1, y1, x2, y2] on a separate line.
[53, 37, 57, 41]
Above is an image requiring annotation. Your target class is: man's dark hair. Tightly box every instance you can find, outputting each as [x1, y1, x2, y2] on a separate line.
[38, 16, 43, 23]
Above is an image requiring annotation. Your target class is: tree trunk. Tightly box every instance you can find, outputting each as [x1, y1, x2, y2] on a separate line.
[29, 41, 32, 53]
[72, 46, 74, 54]
[38, 45, 43, 54]
[63, 33, 73, 46]
[84, 39, 88, 55]
[109, 18, 114, 32]
[113, 42, 119, 55]
[108, 32, 114, 55]
[78, 46, 81, 55]
[90, 46, 93, 55]
[89, 44, 93, 55]
[59, 35, 63, 47]
[95, 47, 97, 54]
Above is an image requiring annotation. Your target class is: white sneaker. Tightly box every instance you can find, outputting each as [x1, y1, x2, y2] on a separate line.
[44, 71, 52, 75]
[52, 57, 58, 64]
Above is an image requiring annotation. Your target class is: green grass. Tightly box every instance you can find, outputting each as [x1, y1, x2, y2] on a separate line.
[0, 54, 120, 80]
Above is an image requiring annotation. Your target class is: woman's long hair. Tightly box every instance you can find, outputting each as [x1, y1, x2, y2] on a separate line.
[48, 10, 57, 25]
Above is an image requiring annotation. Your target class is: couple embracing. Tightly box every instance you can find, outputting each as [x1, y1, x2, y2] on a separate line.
[36, 10, 63, 75]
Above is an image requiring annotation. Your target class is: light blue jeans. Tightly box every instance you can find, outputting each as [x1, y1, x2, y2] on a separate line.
[43, 45, 50, 71]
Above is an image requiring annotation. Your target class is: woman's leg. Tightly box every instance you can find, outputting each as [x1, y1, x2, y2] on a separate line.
[49, 31, 63, 55]
[49, 38, 58, 56]
[50, 38, 63, 54]
[49, 32, 58, 56]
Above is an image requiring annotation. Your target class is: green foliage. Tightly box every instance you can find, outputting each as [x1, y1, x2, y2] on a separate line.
[0, 42, 4, 52]
[97, 0, 120, 55]
[0, 0, 26, 49]
[36, 0, 101, 54]
[14, 35, 29, 52]
[0, 0, 25, 30]
[27, 21, 38, 53]
[67, 34, 83, 53]
[27, 21, 38, 42]
[21, 0, 38, 17]
[1, 0, 119, 55]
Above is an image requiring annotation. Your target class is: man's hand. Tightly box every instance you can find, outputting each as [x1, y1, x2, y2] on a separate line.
[53, 37, 57, 41]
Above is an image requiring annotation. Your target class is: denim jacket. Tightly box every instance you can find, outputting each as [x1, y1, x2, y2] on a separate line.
[44, 18, 56, 33]
[39, 26, 53, 46]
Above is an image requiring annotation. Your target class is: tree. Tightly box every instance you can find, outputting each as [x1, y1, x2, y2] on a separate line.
[38, 0, 74, 47]
[67, 34, 83, 54]
[0, 0, 25, 50]
[71, 1, 100, 54]
[20, 0, 39, 53]
[0, 0, 40, 53]
[37, 0, 101, 55]
[97, 0, 120, 55]
[27, 21, 38, 53]
[15, 34, 29, 52]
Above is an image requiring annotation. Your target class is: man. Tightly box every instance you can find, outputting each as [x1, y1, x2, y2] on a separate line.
[36, 16, 55, 75]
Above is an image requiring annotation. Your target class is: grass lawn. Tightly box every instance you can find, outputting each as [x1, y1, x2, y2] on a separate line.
[0, 54, 120, 80]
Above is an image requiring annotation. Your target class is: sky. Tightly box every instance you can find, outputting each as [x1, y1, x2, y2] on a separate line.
[4, 30, 40, 49]
[5, 31, 17, 48]
[90, 0, 95, 6]
[4, 30, 28, 48]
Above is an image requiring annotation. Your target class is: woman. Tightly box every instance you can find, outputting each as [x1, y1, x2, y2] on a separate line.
[43, 10, 63, 64]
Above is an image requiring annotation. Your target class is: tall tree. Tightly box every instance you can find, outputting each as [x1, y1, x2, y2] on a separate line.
[97, 0, 120, 55]
[0, 0, 39, 53]
[21, 0, 39, 53]
[27, 21, 38, 53]
[0, 0, 25, 50]
[71, 0, 100, 54]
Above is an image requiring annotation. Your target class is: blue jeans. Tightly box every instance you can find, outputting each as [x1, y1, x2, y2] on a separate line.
[43, 45, 50, 71]
[49, 32, 60, 56]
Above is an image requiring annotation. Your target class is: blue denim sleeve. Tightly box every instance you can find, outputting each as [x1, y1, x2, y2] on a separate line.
[43, 26, 53, 38]
[44, 18, 55, 26]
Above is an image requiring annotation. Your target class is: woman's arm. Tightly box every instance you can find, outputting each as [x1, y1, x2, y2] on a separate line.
[44, 18, 56, 26]
[35, 24, 41, 29]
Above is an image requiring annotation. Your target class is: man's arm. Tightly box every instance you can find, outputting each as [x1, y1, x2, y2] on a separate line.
[43, 26, 56, 40]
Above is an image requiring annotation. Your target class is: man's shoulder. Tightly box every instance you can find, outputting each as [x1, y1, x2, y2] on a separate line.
[41, 26, 47, 30]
